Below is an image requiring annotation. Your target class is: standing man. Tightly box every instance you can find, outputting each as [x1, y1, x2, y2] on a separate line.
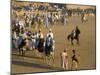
[44, 14, 49, 28]
[60, 49, 69, 70]
[71, 49, 79, 70]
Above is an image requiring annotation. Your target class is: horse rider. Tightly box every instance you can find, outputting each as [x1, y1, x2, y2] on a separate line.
[75, 26, 80, 35]
[46, 29, 54, 39]
[35, 29, 44, 49]
[37, 29, 44, 39]
[44, 34, 53, 56]
[46, 29, 55, 54]
[71, 26, 80, 38]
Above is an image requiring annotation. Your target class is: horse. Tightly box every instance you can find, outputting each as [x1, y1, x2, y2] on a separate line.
[67, 28, 80, 45]
[33, 35, 55, 65]
[49, 17, 54, 26]
[36, 38, 45, 57]
[81, 14, 87, 23]
[44, 36, 55, 65]
[18, 38, 26, 56]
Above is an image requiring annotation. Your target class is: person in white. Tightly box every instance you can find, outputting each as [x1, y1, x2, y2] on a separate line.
[46, 29, 54, 39]
[83, 14, 87, 21]
[37, 29, 44, 39]
[12, 31, 17, 49]
[35, 29, 44, 49]
[61, 49, 68, 70]
[18, 19, 25, 29]
[64, 16, 67, 26]
[31, 33, 36, 50]
[22, 32, 28, 39]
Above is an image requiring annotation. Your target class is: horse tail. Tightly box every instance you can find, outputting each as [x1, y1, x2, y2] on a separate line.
[67, 34, 71, 41]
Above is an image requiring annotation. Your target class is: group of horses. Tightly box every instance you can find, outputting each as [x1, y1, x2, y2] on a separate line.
[16, 27, 80, 66]
[13, 25, 81, 66]
[17, 33, 55, 65]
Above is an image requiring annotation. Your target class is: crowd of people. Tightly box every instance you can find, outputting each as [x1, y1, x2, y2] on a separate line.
[12, 24, 79, 70]
[12, 2, 95, 31]
[12, 27, 55, 55]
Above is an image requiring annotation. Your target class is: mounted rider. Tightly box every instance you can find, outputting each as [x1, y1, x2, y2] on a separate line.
[71, 26, 80, 38]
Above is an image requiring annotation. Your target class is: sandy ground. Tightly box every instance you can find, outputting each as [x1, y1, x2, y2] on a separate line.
[11, 16, 96, 74]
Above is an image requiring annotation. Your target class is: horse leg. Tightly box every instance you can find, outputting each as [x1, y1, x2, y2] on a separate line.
[22, 47, 26, 56]
[71, 38, 74, 45]
[23, 50, 25, 56]
[45, 56, 48, 64]
[77, 38, 79, 45]
[50, 48, 55, 65]
[22, 50, 25, 56]
[18, 48, 20, 55]
[20, 48, 23, 56]
[50, 51, 54, 66]
[81, 19, 83, 23]
[71, 60, 74, 70]
[52, 53, 54, 64]
[44, 55, 47, 64]
[22, 49, 24, 56]
[18, 47, 21, 55]
[48, 55, 52, 65]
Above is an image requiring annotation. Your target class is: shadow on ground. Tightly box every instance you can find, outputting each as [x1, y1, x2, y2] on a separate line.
[12, 60, 62, 71]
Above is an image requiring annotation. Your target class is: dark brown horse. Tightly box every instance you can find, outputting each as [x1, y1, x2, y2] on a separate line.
[18, 38, 26, 56]
[37, 38, 44, 53]
[67, 27, 80, 45]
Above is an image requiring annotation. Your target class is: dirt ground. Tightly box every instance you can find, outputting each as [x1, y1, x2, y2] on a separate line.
[11, 15, 96, 74]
